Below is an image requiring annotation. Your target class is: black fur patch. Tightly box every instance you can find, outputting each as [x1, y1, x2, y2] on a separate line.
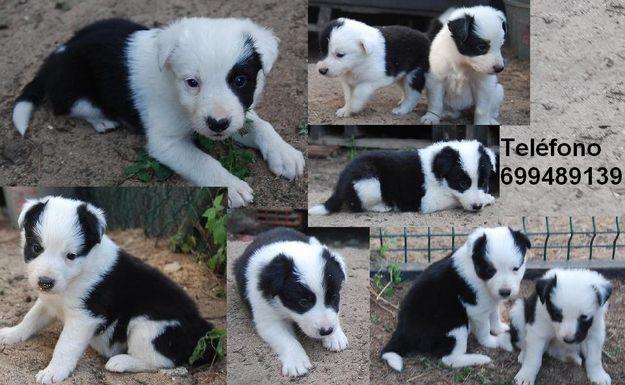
[509, 227, 531, 257]
[525, 293, 538, 325]
[382, 253, 477, 358]
[21, 201, 47, 263]
[432, 147, 472, 193]
[258, 253, 317, 314]
[536, 275, 563, 322]
[573, 315, 594, 343]
[377, 25, 430, 85]
[477, 145, 493, 192]
[472, 234, 496, 280]
[319, 19, 344, 58]
[448, 14, 491, 57]
[322, 249, 345, 312]
[76, 204, 102, 256]
[227, 36, 263, 110]
[322, 150, 426, 213]
[16, 19, 148, 130]
[83, 249, 214, 366]
[509, 324, 519, 347]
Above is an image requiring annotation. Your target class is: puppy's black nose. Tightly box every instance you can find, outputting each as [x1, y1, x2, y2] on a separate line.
[499, 289, 511, 298]
[319, 327, 334, 336]
[206, 117, 230, 133]
[563, 336, 576, 344]
[472, 203, 483, 211]
[493, 65, 504, 73]
[318, 67, 328, 75]
[38, 276, 55, 291]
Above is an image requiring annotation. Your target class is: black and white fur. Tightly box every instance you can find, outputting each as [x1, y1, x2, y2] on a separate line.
[381, 227, 530, 371]
[235, 228, 348, 377]
[508, 269, 612, 385]
[0, 196, 214, 384]
[420, 6, 506, 125]
[12, 18, 304, 208]
[308, 140, 496, 215]
[316, 18, 430, 116]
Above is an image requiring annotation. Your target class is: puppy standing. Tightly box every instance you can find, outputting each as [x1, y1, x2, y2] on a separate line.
[316, 18, 430, 117]
[12, 18, 304, 208]
[509, 269, 612, 385]
[235, 228, 348, 376]
[420, 6, 506, 125]
[382, 227, 530, 371]
[0, 197, 214, 384]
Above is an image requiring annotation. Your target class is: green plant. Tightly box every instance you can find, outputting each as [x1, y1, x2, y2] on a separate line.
[372, 263, 402, 298]
[189, 328, 226, 365]
[298, 118, 308, 135]
[371, 244, 389, 261]
[202, 194, 227, 273]
[347, 136, 359, 160]
[125, 148, 174, 182]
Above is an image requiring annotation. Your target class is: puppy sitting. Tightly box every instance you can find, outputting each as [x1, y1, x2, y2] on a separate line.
[316, 18, 430, 117]
[308, 140, 497, 215]
[509, 269, 612, 385]
[0, 196, 214, 384]
[235, 228, 348, 377]
[12, 18, 304, 208]
[382, 227, 530, 371]
[420, 6, 506, 125]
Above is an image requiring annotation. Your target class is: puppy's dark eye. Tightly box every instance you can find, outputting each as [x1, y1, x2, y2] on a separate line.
[335, 52, 345, 58]
[477, 44, 489, 53]
[459, 180, 471, 189]
[580, 314, 590, 321]
[186, 78, 199, 88]
[298, 298, 312, 307]
[32, 244, 43, 254]
[513, 266, 521, 272]
[331, 293, 339, 303]
[66, 253, 76, 261]
[232, 75, 248, 88]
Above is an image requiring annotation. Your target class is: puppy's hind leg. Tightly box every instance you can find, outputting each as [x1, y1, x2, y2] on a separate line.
[489, 83, 504, 121]
[392, 69, 424, 115]
[441, 326, 492, 368]
[69, 99, 119, 133]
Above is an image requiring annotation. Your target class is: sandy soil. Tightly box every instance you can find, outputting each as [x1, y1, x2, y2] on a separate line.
[370, 278, 625, 385]
[0, 227, 226, 385]
[307, 48, 530, 126]
[0, 0, 307, 209]
[227, 240, 370, 385]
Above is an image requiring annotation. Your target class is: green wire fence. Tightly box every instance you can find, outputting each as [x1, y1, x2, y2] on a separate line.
[371, 217, 624, 264]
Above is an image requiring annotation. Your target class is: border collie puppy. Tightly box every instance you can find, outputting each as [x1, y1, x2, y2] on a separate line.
[308, 140, 496, 215]
[235, 227, 348, 377]
[420, 6, 506, 125]
[508, 269, 612, 385]
[12, 18, 304, 208]
[381, 227, 530, 371]
[316, 18, 430, 116]
[0, 196, 214, 384]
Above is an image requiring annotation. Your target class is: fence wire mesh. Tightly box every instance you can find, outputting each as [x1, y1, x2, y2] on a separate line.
[371, 217, 624, 265]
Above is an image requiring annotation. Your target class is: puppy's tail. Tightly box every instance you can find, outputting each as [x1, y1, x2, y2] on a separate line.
[13, 69, 47, 136]
[381, 334, 407, 372]
[308, 191, 343, 216]
[426, 7, 456, 40]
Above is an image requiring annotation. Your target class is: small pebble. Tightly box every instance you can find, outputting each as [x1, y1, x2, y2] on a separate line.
[164, 262, 182, 273]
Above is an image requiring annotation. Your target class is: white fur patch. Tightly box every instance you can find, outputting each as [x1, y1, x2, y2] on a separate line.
[13, 101, 34, 136]
[308, 205, 329, 216]
[382, 352, 403, 372]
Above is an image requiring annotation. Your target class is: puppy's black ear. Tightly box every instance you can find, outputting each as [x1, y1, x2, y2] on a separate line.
[259, 254, 294, 299]
[18, 199, 48, 229]
[509, 227, 531, 254]
[593, 281, 613, 306]
[77, 203, 107, 249]
[471, 233, 496, 280]
[432, 146, 459, 179]
[536, 275, 557, 304]
[448, 14, 473, 42]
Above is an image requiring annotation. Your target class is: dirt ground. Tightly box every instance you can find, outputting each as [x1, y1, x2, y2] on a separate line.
[227, 240, 370, 385]
[0, 0, 307, 209]
[370, 278, 625, 385]
[0, 227, 226, 385]
[307, 48, 530, 126]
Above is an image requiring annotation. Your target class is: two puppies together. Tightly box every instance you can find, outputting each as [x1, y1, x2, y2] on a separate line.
[12, 18, 305, 208]
[382, 227, 612, 385]
[317, 6, 506, 124]
[0, 197, 214, 384]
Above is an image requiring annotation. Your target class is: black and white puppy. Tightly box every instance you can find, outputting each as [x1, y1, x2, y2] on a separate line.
[381, 227, 530, 371]
[308, 140, 497, 215]
[420, 6, 507, 125]
[316, 18, 430, 116]
[235, 228, 348, 377]
[0, 196, 214, 384]
[509, 269, 612, 385]
[12, 18, 304, 208]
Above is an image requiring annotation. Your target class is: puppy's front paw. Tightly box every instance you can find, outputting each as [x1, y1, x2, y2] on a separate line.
[497, 333, 514, 352]
[391, 106, 411, 115]
[265, 142, 305, 180]
[491, 321, 510, 335]
[482, 194, 496, 206]
[280, 352, 312, 377]
[420, 112, 440, 124]
[514, 368, 537, 385]
[0, 326, 27, 345]
[36, 364, 72, 384]
[336, 107, 351, 118]
[588, 367, 611, 385]
[479, 335, 499, 349]
[323, 328, 348, 351]
[227, 178, 254, 208]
